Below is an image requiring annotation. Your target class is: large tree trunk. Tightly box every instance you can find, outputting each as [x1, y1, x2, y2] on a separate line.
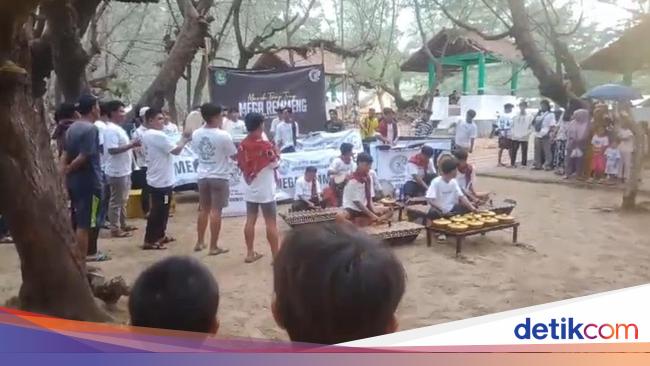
[622, 118, 645, 210]
[138, 0, 213, 110]
[0, 2, 107, 321]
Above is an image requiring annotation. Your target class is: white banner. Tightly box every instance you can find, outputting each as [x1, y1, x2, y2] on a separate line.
[298, 129, 364, 153]
[274, 149, 340, 201]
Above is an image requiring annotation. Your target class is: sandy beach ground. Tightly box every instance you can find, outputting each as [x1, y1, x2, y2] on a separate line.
[1, 175, 649, 341]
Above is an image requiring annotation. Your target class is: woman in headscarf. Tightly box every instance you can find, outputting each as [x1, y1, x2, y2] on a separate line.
[565, 109, 591, 179]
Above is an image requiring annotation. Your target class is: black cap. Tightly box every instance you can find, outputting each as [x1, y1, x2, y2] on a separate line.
[76, 94, 98, 112]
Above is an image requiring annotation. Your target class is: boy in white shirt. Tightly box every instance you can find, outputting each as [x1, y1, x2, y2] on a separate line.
[327, 142, 357, 206]
[223, 107, 247, 138]
[403, 145, 436, 198]
[192, 103, 238, 255]
[292, 166, 322, 211]
[426, 157, 477, 221]
[238, 112, 281, 264]
[140, 108, 190, 250]
[454, 109, 478, 153]
[162, 110, 179, 137]
[337, 153, 391, 226]
[274, 107, 299, 153]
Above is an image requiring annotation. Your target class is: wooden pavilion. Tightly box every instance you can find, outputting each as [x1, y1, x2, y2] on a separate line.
[401, 29, 523, 95]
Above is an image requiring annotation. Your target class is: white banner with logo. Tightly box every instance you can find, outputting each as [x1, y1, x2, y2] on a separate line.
[298, 129, 364, 153]
[274, 149, 340, 201]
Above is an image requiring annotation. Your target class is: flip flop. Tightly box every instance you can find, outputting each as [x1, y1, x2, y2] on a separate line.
[142, 243, 167, 250]
[86, 252, 111, 262]
[245, 252, 263, 264]
[111, 231, 132, 238]
[208, 248, 230, 256]
[160, 236, 176, 244]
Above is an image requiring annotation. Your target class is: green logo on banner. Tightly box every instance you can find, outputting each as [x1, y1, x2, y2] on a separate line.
[215, 70, 227, 86]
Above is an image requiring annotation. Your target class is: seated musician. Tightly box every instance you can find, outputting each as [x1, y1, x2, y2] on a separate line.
[452, 149, 489, 205]
[337, 153, 392, 226]
[403, 145, 437, 199]
[292, 166, 323, 211]
[426, 157, 478, 220]
[324, 142, 356, 206]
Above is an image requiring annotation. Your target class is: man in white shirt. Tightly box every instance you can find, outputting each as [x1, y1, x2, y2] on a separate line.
[269, 107, 282, 140]
[103, 100, 140, 238]
[140, 107, 190, 249]
[292, 166, 322, 211]
[455, 109, 478, 153]
[511, 100, 534, 167]
[223, 107, 247, 138]
[403, 145, 436, 198]
[338, 153, 391, 226]
[426, 157, 477, 221]
[275, 107, 299, 153]
[162, 110, 179, 137]
[327, 142, 357, 205]
[533, 100, 557, 170]
[238, 112, 280, 264]
[192, 104, 237, 255]
[132, 106, 150, 215]
[497, 103, 515, 167]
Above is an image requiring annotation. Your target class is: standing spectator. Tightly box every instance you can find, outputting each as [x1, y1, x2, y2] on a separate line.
[192, 104, 237, 255]
[60, 94, 108, 263]
[132, 107, 150, 216]
[104, 100, 140, 238]
[454, 109, 478, 153]
[413, 110, 435, 137]
[605, 139, 622, 184]
[269, 107, 283, 140]
[496, 103, 514, 166]
[162, 110, 179, 137]
[377, 108, 399, 145]
[553, 111, 570, 175]
[533, 100, 556, 170]
[590, 125, 609, 182]
[617, 122, 635, 182]
[223, 107, 247, 137]
[360, 108, 379, 152]
[52, 103, 78, 157]
[238, 112, 281, 263]
[325, 109, 345, 133]
[140, 108, 190, 250]
[565, 109, 591, 180]
[510, 100, 534, 167]
[275, 107, 299, 153]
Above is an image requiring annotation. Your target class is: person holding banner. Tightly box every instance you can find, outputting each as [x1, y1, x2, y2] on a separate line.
[402, 146, 437, 199]
[140, 108, 191, 250]
[275, 107, 299, 153]
[238, 112, 280, 264]
[336, 153, 392, 227]
[291, 166, 323, 211]
[192, 104, 237, 256]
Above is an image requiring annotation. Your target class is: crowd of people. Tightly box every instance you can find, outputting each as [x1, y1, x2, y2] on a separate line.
[493, 99, 649, 183]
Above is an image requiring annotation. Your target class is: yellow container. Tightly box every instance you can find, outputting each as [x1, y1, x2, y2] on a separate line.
[126, 189, 145, 219]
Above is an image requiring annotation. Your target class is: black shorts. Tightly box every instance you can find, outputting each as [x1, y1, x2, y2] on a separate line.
[498, 137, 512, 149]
[69, 188, 102, 230]
[246, 201, 277, 218]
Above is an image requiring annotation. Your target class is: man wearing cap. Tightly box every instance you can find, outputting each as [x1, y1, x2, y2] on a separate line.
[274, 107, 299, 153]
[60, 94, 109, 263]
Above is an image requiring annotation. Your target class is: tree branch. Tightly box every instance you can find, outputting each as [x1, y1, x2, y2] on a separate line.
[431, 0, 513, 40]
[287, 0, 317, 39]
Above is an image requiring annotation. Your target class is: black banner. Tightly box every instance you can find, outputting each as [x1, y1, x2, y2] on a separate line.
[208, 65, 326, 133]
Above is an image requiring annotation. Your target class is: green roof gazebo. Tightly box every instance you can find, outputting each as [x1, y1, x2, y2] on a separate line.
[401, 29, 523, 95]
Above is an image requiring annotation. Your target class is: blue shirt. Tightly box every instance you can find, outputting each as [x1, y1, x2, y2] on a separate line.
[64, 121, 102, 192]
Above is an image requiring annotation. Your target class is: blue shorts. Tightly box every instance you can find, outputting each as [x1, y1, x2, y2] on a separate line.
[69, 187, 103, 230]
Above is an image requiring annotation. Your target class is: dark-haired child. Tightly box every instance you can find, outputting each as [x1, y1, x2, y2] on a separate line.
[403, 145, 436, 198]
[238, 112, 280, 263]
[272, 224, 406, 344]
[337, 153, 391, 226]
[129, 256, 220, 334]
[292, 166, 322, 211]
[452, 149, 489, 205]
[325, 142, 357, 206]
[426, 157, 477, 220]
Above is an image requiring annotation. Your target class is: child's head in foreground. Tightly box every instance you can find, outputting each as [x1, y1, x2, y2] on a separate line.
[439, 156, 459, 180]
[272, 223, 406, 344]
[129, 256, 219, 334]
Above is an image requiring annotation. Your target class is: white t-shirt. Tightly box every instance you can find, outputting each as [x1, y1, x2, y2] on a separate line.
[103, 122, 133, 178]
[534, 112, 556, 138]
[455, 122, 478, 149]
[142, 129, 176, 188]
[329, 157, 356, 176]
[455, 168, 476, 191]
[369, 169, 381, 198]
[406, 160, 436, 182]
[132, 125, 148, 168]
[191, 126, 237, 180]
[512, 113, 534, 141]
[275, 121, 298, 149]
[425, 176, 464, 214]
[224, 118, 247, 137]
[618, 128, 634, 153]
[94, 120, 108, 172]
[270, 117, 281, 136]
[163, 122, 179, 137]
[244, 164, 278, 203]
[592, 135, 610, 152]
[605, 147, 621, 175]
[294, 176, 321, 201]
[342, 179, 367, 212]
